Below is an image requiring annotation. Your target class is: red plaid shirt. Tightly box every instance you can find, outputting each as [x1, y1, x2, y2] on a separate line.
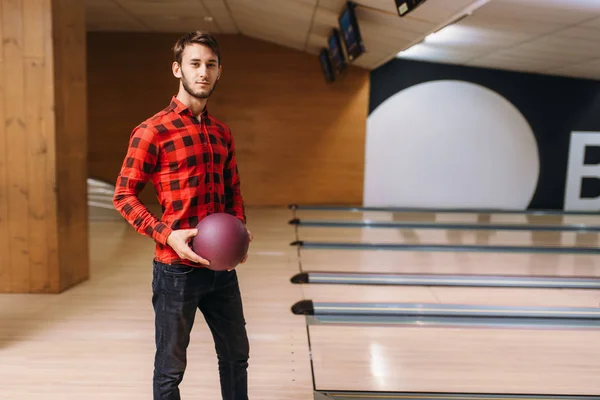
[113, 96, 246, 266]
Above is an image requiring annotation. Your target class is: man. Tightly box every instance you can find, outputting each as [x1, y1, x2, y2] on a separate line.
[113, 31, 251, 400]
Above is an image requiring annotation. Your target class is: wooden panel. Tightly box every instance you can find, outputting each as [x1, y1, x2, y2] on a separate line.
[52, 0, 89, 291]
[3, 0, 30, 292]
[0, 1, 8, 292]
[24, 62, 51, 292]
[43, 0, 60, 292]
[87, 32, 369, 206]
[0, 0, 88, 293]
[23, 8, 49, 292]
[212, 35, 368, 206]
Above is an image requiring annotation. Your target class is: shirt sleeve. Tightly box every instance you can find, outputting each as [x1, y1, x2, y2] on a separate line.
[112, 126, 173, 244]
[224, 129, 247, 224]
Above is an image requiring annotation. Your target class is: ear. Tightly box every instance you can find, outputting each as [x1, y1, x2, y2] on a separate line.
[217, 64, 222, 80]
[172, 61, 182, 78]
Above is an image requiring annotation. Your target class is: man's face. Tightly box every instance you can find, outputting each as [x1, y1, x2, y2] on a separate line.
[174, 43, 221, 99]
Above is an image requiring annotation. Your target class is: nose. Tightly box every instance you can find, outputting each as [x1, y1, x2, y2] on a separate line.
[198, 63, 208, 77]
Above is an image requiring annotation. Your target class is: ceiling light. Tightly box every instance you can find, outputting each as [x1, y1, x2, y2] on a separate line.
[424, 24, 476, 45]
[396, 43, 435, 59]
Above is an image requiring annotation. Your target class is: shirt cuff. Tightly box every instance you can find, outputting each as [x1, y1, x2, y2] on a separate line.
[152, 222, 173, 246]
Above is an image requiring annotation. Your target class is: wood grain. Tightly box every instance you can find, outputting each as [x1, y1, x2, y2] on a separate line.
[296, 226, 600, 247]
[43, 0, 60, 293]
[0, 1, 8, 292]
[86, 32, 369, 207]
[1, 207, 599, 397]
[0, 0, 88, 293]
[0, 207, 313, 399]
[298, 247, 600, 276]
[3, 0, 30, 292]
[52, 0, 89, 292]
[310, 325, 600, 395]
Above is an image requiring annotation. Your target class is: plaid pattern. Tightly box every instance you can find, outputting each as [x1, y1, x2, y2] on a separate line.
[113, 96, 246, 265]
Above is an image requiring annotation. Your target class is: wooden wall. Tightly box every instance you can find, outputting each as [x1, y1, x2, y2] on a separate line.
[87, 32, 369, 206]
[0, 0, 88, 293]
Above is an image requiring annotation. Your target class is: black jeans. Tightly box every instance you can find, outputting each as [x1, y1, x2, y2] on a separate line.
[151, 260, 249, 400]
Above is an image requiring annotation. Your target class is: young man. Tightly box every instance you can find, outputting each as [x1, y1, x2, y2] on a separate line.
[112, 31, 251, 400]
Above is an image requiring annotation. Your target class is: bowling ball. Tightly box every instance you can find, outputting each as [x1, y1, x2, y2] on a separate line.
[191, 213, 250, 271]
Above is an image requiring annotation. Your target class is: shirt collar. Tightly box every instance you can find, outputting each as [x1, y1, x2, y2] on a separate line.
[169, 96, 209, 118]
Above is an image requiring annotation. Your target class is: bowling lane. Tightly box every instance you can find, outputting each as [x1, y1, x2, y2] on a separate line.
[295, 226, 600, 248]
[297, 248, 600, 276]
[292, 209, 600, 226]
[298, 283, 600, 308]
[308, 324, 600, 395]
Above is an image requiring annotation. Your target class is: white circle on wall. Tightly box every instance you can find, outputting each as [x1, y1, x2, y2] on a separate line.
[363, 80, 540, 209]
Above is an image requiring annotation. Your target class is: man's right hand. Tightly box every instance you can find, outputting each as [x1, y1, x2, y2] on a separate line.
[166, 229, 210, 265]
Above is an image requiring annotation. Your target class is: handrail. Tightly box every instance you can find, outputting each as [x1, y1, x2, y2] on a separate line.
[291, 300, 600, 329]
[290, 271, 600, 289]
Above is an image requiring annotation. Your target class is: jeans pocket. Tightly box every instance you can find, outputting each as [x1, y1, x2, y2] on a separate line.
[163, 264, 195, 276]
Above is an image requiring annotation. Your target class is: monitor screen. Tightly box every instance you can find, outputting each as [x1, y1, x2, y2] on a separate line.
[328, 29, 346, 73]
[319, 49, 335, 83]
[338, 1, 365, 61]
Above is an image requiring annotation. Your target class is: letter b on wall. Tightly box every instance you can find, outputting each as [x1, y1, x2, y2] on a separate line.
[564, 132, 600, 211]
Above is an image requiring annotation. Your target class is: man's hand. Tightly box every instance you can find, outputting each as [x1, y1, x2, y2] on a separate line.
[240, 229, 252, 264]
[166, 229, 210, 265]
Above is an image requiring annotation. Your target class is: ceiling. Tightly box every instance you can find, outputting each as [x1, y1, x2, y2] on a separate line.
[85, 0, 600, 81]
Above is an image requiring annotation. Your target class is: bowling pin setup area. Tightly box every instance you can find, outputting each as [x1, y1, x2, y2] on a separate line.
[286, 204, 600, 399]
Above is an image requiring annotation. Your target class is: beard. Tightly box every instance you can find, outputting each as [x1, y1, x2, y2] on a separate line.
[181, 70, 218, 99]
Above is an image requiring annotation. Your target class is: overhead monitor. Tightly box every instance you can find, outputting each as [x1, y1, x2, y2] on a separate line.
[327, 29, 347, 74]
[319, 48, 335, 83]
[338, 1, 365, 61]
[395, 0, 428, 17]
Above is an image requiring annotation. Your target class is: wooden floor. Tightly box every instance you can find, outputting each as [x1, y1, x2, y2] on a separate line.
[310, 325, 600, 395]
[296, 226, 600, 248]
[2, 206, 600, 398]
[0, 207, 313, 400]
[292, 209, 600, 226]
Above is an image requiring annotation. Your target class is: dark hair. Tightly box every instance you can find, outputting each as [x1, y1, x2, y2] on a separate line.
[173, 31, 220, 65]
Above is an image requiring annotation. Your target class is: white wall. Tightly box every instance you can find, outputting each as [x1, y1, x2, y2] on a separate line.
[363, 80, 541, 209]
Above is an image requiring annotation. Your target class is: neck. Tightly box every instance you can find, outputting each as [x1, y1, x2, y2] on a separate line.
[176, 87, 208, 118]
